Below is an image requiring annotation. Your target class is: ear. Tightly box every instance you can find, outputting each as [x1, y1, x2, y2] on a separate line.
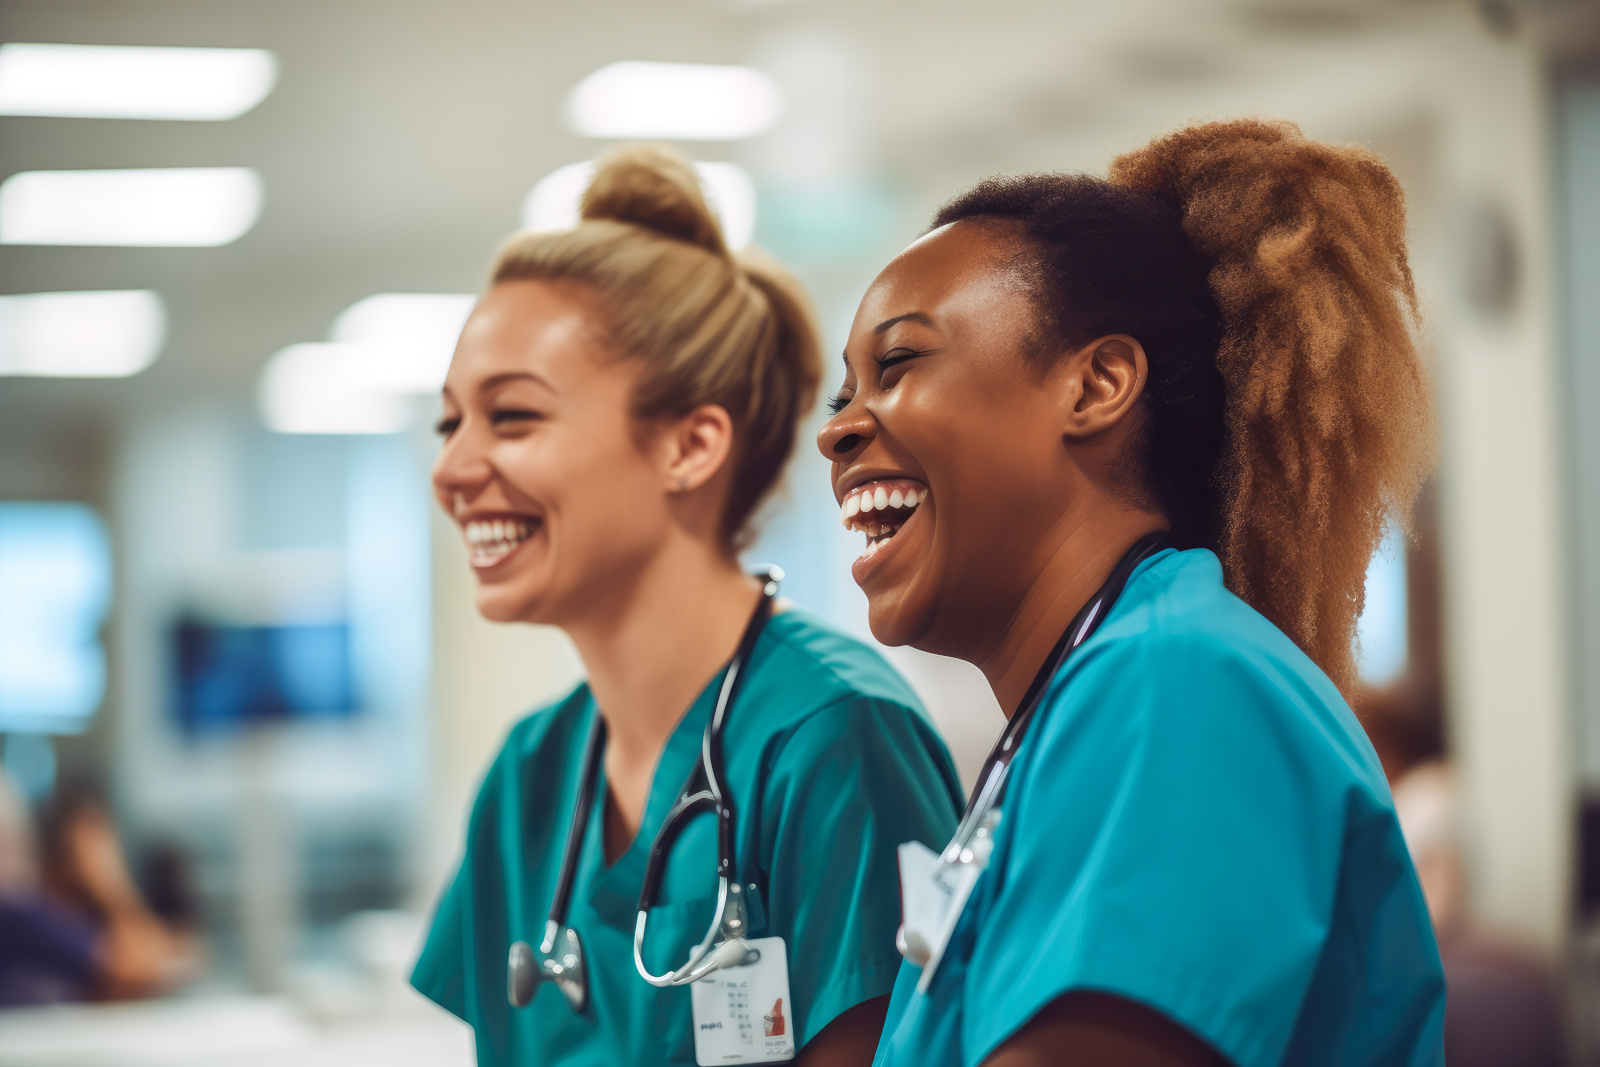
[1058, 334, 1148, 439]
[661, 403, 736, 493]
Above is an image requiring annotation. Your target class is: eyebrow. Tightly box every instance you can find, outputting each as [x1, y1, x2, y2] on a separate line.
[874, 312, 933, 334]
[840, 311, 938, 363]
[478, 370, 558, 394]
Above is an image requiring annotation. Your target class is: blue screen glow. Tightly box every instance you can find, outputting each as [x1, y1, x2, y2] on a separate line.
[0, 502, 112, 734]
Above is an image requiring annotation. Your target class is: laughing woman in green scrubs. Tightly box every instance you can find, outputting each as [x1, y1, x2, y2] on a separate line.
[820, 121, 1446, 1066]
[413, 144, 961, 1065]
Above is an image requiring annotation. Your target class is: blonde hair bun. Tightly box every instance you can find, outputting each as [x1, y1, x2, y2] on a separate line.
[580, 142, 728, 257]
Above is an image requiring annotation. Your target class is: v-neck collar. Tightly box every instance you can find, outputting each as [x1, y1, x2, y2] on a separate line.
[579, 669, 724, 927]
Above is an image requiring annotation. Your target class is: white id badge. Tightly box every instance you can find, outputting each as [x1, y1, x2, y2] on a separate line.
[897, 841, 982, 992]
[690, 936, 794, 1064]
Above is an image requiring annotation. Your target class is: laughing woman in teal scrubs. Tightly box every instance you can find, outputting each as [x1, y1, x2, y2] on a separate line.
[413, 144, 961, 1065]
[818, 121, 1445, 1066]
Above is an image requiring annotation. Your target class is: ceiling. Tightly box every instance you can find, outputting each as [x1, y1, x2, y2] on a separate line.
[0, 0, 1533, 444]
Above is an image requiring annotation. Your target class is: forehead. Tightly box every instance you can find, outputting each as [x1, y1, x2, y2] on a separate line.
[855, 221, 1026, 330]
[450, 280, 609, 383]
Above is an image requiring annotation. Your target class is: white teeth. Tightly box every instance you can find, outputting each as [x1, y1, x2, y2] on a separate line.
[462, 516, 536, 561]
[840, 483, 929, 535]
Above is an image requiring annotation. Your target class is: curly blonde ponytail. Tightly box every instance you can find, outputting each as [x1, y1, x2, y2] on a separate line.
[490, 143, 822, 547]
[1111, 120, 1434, 693]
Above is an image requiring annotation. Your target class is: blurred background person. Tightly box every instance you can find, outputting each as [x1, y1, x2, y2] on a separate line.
[0, 773, 197, 1005]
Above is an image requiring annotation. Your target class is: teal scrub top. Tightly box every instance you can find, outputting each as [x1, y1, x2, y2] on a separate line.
[874, 549, 1445, 1067]
[413, 608, 963, 1066]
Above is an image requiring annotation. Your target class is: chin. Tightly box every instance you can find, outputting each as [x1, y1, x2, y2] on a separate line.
[473, 584, 546, 624]
[863, 582, 937, 650]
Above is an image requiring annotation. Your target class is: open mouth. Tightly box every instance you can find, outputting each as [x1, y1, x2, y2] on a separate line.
[839, 479, 928, 561]
[462, 516, 541, 569]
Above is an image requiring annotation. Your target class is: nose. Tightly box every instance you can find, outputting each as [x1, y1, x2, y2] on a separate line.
[432, 422, 493, 515]
[817, 403, 875, 466]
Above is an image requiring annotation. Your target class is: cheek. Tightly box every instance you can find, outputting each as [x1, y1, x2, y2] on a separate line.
[887, 372, 1065, 596]
[534, 423, 669, 543]
[889, 365, 1055, 493]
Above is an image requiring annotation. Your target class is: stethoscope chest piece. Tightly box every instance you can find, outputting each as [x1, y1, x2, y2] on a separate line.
[508, 940, 537, 1008]
[508, 920, 589, 1012]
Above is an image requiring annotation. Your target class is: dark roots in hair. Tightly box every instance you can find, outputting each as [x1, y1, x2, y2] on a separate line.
[933, 119, 1434, 695]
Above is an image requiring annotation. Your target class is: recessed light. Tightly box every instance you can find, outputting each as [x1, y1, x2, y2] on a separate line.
[329, 293, 476, 393]
[0, 167, 264, 247]
[0, 43, 277, 121]
[0, 290, 166, 377]
[258, 343, 412, 435]
[523, 160, 757, 249]
[566, 62, 781, 141]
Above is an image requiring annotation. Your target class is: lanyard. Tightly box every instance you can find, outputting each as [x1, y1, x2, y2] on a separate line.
[942, 533, 1167, 864]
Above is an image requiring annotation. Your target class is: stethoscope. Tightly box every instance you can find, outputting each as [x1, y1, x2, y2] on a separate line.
[898, 533, 1168, 966]
[508, 568, 782, 1013]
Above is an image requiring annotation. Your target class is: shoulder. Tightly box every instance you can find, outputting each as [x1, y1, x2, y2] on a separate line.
[739, 608, 956, 789]
[1043, 548, 1387, 794]
[496, 680, 591, 758]
[468, 682, 592, 813]
[748, 607, 928, 722]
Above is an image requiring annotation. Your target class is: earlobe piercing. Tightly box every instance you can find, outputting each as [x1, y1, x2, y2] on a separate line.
[677, 476, 689, 492]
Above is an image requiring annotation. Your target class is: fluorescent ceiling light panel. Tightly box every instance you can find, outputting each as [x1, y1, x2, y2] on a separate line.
[0, 167, 263, 247]
[329, 293, 476, 393]
[695, 163, 757, 251]
[0, 43, 277, 121]
[567, 62, 781, 140]
[0, 290, 166, 377]
[523, 162, 595, 234]
[523, 160, 757, 249]
[259, 343, 412, 435]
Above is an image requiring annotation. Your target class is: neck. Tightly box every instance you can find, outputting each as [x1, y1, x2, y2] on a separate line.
[976, 506, 1167, 716]
[562, 534, 760, 856]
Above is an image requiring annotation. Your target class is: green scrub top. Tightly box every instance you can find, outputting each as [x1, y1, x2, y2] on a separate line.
[873, 549, 1445, 1067]
[412, 608, 963, 1066]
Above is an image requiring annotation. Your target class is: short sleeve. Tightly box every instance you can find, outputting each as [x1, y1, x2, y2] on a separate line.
[760, 696, 961, 1048]
[411, 865, 470, 1020]
[963, 635, 1352, 1067]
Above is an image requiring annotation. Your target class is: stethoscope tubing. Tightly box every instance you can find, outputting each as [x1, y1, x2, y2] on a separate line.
[510, 569, 782, 1010]
[634, 577, 777, 986]
[548, 712, 607, 929]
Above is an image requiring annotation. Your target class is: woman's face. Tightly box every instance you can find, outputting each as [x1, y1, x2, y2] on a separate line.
[433, 280, 676, 625]
[818, 223, 1087, 656]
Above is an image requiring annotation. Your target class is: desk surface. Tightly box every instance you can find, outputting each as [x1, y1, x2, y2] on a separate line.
[0, 993, 474, 1067]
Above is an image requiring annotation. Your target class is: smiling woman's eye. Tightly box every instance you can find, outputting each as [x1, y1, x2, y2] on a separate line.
[491, 408, 546, 426]
[826, 391, 852, 416]
[435, 415, 460, 437]
[876, 347, 924, 370]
